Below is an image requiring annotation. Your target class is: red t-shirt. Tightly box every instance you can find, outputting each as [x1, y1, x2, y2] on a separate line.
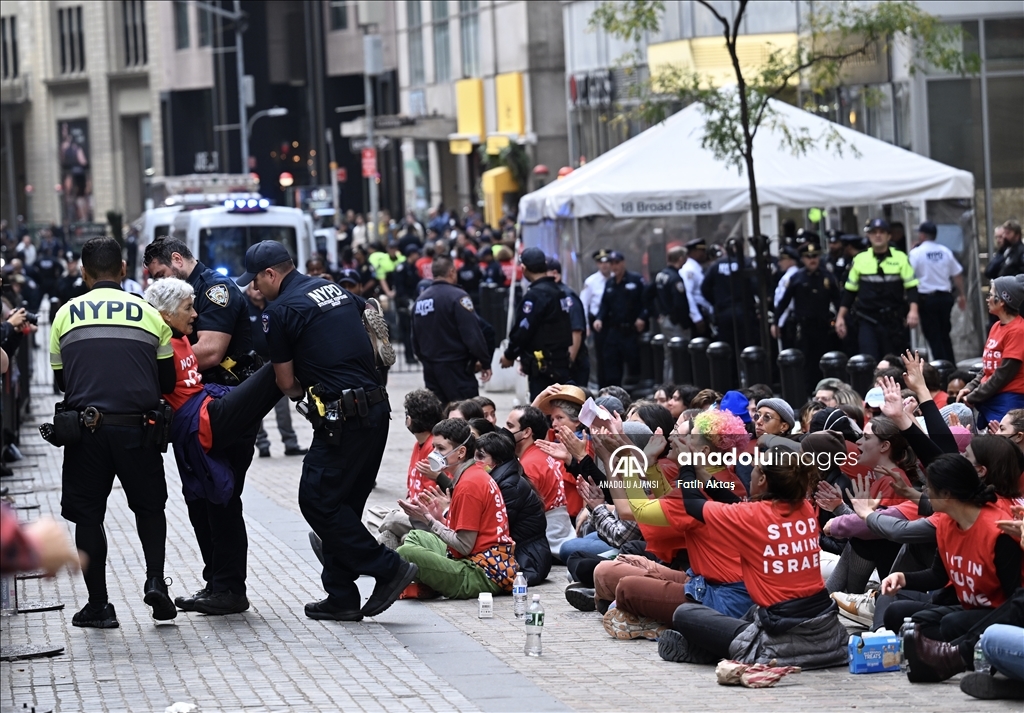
[407, 434, 433, 500]
[415, 257, 433, 280]
[661, 496, 743, 583]
[981, 316, 1024, 394]
[167, 337, 213, 451]
[703, 499, 824, 608]
[519, 443, 567, 511]
[446, 463, 514, 558]
[933, 504, 1009, 609]
[932, 391, 949, 409]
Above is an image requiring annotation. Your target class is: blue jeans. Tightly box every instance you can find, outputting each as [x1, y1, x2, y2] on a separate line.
[981, 624, 1024, 681]
[558, 532, 618, 562]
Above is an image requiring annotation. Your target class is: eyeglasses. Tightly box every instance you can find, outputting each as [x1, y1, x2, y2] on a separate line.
[753, 412, 776, 423]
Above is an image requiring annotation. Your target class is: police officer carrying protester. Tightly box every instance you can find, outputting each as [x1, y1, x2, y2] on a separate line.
[143, 238, 254, 385]
[649, 246, 692, 381]
[236, 241, 418, 621]
[412, 255, 492, 403]
[593, 251, 647, 388]
[775, 243, 840, 383]
[143, 237, 259, 614]
[500, 247, 574, 399]
[48, 237, 177, 628]
[835, 218, 920, 359]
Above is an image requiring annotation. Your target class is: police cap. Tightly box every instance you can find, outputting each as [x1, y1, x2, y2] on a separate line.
[608, 250, 625, 263]
[338, 268, 361, 286]
[546, 257, 562, 273]
[865, 218, 890, 232]
[520, 247, 549, 273]
[236, 241, 293, 285]
[685, 238, 707, 250]
[592, 249, 613, 263]
[403, 243, 423, 256]
[779, 246, 800, 261]
[799, 243, 822, 258]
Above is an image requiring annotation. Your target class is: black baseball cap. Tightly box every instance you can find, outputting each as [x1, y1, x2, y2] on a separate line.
[520, 247, 548, 272]
[546, 257, 562, 273]
[403, 243, 422, 256]
[235, 241, 294, 285]
[865, 218, 890, 232]
[918, 221, 938, 237]
[337, 268, 360, 286]
[608, 250, 625, 262]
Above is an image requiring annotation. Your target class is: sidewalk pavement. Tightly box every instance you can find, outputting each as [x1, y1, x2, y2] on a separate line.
[2, 370, 1016, 712]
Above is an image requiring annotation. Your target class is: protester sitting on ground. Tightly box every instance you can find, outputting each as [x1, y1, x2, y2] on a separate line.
[801, 431, 853, 556]
[838, 401, 866, 429]
[653, 383, 676, 409]
[753, 398, 795, 439]
[946, 369, 972, 404]
[592, 422, 754, 640]
[877, 353, 905, 370]
[468, 418, 495, 437]
[881, 455, 1021, 672]
[506, 406, 574, 559]
[396, 419, 518, 599]
[659, 445, 848, 669]
[596, 394, 626, 419]
[940, 402, 977, 433]
[719, 390, 752, 428]
[402, 389, 445, 501]
[814, 379, 845, 408]
[448, 399, 485, 421]
[472, 395, 497, 424]
[958, 274, 1024, 423]
[798, 400, 828, 435]
[675, 385, 700, 411]
[835, 387, 864, 409]
[146, 278, 284, 615]
[993, 407, 1024, 452]
[598, 385, 632, 411]
[473, 431, 550, 586]
[689, 389, 721, 411]
[922, 361, 949, 409]
[533, 384, 588, 518]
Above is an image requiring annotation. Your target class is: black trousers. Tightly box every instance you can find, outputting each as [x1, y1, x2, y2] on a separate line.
[671, 602, 749, 663]
[527, 359, 571, 402]
[422, 359, 479, 404]
[298, 401, 401, 610]
[918, 292, 956, 362]
[796, 317, 833, 384]
[883, 600, 994, 642]
[186, 363, 282, 595]
[600, 328, 639, 388]
[858, 317, 910, 360]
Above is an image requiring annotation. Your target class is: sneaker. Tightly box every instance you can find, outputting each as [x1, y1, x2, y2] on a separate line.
[284, 446, 308, 456]
[658, 629, 694, 663]
[258, 447, 271, 458]
[360, 561, 419, 617]
[960, 672, 1024, 701]
[305, 598, 363, 622]
[72, 602, 119, 629]
[831, 591, 876, 627]
[564, 584, 597, 612]
[362, 298, 396, 367]
[194, 590, 250, 615]
[602, 608, 666, 640]
[144, 577, 177, 621]
[174, 587, 210, 612]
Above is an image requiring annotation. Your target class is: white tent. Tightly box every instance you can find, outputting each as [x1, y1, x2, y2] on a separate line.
[520, 98, 973, 222]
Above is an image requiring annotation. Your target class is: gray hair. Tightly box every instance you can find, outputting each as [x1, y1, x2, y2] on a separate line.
[549, 399, 581, 420]
[144, 278, 194, 314]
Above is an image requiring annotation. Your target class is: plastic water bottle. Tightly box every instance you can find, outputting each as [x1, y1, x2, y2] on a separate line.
[898, 617, 914, 672]
[974, 640, 991, 674]
[512, 572, 528, 619]
[524, 594, 544, 656]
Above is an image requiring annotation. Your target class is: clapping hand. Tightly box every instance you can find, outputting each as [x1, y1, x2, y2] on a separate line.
[988, 420, 1001, 435]
[556, 424, 588, 462]
[577, 476, 606, 510]
[536, 439, 571, 464]
[644, 427, 667, 463]
[415, 458, 441, 482]
[421, 484, 450, 517]
[814, 481, 844, 513]
[846, 473, 882, 519]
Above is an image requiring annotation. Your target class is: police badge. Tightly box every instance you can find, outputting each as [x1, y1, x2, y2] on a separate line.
[206, 284, 230, 307]
[262, 313, 270, 333]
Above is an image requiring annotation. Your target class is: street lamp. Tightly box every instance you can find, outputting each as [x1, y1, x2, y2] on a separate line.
[247, 106, 289, 139]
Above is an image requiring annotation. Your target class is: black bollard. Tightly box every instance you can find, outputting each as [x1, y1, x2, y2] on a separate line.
[479, 283, 498, 339]
[819, 351, 849, 381]
[651, 334, 666, 385]
[929, 359, 956, 389]
[740, 346, 770, 388]
[778, 349, 807, 406]
[846, 354, 878, 398]
[688, 337, 711, 389]
[707, 341, 734, 394]
[637, 332, 655, 396]
[668, 337, 691, 386]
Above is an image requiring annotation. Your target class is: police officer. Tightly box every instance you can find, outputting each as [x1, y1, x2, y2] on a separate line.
[500, 248, 574, 399]
[547, 256, 590, 388]
[237, 241, 417, 620]
[908, 220, 965, 362]
[412, 255, 492, 403]
[680, 238, 713, 334]
[49, 237, 177, 628]
[593, 251, 647, 388]
[143, 237, 257, 614]
[392, 244, 423, 364]
[775, 243, 840, 383]
[580, 249, 612, 386]
[649, 246, 691, 381]
[835, 218, 920, 360]
[143, 237, 254, 385]
[701, 239, 758, 352]
[771, 246, 801, 350]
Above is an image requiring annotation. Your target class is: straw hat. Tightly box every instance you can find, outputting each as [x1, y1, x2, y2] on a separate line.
[536, 385, 587, 415]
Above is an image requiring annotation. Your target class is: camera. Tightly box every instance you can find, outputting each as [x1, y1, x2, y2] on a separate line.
[24, 312, 39, 326]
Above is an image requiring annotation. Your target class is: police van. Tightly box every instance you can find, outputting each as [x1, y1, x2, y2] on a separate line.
[169, 199, 313, 279]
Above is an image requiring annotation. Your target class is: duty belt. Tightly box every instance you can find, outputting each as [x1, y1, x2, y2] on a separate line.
[81, 407, 147, 429]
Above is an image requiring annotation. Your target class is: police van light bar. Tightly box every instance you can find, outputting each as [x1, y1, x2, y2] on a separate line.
[223, 198, 271, 212]
[214, 267, 230, 276]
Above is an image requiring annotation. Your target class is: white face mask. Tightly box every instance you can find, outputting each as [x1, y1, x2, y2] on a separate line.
[428, 434, 470, 472]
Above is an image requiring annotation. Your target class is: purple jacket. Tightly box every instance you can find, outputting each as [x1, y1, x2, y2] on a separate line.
[170, 384, 234, 505]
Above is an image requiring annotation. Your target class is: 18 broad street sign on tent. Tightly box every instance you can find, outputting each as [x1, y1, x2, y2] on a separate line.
[519, 98, 974, 223]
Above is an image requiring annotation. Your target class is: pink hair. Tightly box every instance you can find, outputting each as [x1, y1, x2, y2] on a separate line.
[693, 410, 750, 452]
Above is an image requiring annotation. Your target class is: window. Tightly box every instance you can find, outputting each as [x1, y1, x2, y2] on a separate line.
[459, 0, 479, 77]
[174, 0, 189, 50]
[140, 115, 153, 177]
[432, 0, 450, 83]
[199, 225, 298, 277]
[985, 17, 1024, 71]
[57, 6, 86, 74]
[329, 1, 348, 31]
[122, 0, 147, 68]
[408, 1, 425, 85]
[198, 2, 211, 46]
[1, 16, 18, 80]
